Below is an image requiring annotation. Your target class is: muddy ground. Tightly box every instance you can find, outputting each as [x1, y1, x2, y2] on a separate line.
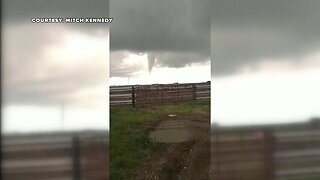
[133, 107, 211, 180]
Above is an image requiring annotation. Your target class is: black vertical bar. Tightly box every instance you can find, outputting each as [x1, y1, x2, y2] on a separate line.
[73, 136, 81, 180]
[132, 86, 135, 107]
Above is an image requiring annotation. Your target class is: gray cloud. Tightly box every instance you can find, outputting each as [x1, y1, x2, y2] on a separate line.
[4, 66, 106, 105]
[3, 25, 107, 106]
[3, 0, 109, 22]
[2, 0, 109, 106]
[211, 0, 320, 76]
[110, 51, 143, 77]
[110, 0, 210, 77]
[110, 50, 210, 78]
[2, 0, 110, 36]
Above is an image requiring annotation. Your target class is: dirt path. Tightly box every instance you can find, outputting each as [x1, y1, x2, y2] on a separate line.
[134, 107, 210, 180]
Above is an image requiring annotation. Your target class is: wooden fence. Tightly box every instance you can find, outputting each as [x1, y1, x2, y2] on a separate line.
[2, 131, 109, 180]
[211, 119, 320, 180]
[110, 81, 210, 107]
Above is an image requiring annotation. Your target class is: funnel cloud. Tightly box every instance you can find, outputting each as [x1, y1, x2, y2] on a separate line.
[147, 54, 156, 73]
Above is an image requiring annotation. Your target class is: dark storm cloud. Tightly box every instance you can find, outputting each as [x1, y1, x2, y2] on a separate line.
[110, 0, 210, 76]
[211, 0, 320, 76]
[151, 51, 209, 68]
[3, 0, 109, 22]
[2, 0, 110, 34]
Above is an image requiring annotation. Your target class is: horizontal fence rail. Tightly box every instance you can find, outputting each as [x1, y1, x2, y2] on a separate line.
[2, 131, 109, 180]
[211, 120, 320, 180]
[110, 81, 210, 107]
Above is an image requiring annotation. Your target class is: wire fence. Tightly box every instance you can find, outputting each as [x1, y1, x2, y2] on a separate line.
[2, 131, 109, 180]
[110, 81, 210, 107]
[211, 120, 320, 180]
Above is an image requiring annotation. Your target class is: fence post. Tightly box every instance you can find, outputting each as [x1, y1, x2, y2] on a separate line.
[192, 84, 196, 100]
[72, 135, 82, 180]
[132, 86, 135, 107]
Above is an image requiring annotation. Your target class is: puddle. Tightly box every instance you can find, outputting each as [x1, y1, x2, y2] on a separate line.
[150, 119, 202, 143]
[155, 119, 188, 129]
[150, 129, 194, 143]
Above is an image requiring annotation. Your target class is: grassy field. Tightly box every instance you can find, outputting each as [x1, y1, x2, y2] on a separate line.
[109, 100, 210, 179]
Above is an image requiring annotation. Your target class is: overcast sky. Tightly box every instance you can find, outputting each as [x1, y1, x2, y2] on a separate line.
[2, 0, 110, 133]
[5, 0, 319, 131]
[109, 0, 210, 85]
[1, 0, 211, 133]
[212, 0, 320, 126]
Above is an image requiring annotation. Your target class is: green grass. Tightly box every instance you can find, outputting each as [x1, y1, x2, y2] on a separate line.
[109, 100, 210, 179]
